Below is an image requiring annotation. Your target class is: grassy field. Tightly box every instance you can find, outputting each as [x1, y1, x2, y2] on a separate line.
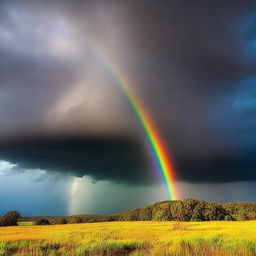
[0, 221, 255, 256]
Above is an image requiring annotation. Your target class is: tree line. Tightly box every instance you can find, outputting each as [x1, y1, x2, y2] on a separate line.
[1, 199, 256, 226]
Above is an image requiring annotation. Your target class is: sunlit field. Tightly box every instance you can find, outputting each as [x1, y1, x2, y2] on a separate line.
[0, 221, 255, 256]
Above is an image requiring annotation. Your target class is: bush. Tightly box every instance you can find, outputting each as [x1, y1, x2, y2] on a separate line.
[236, 210, 249, 221]
[68, 216, 83, 224]
[35, 219, 49, 225]
[224, 215, 233, 221]
[50, 217, 68, 225]
[0, 211, 21, 226]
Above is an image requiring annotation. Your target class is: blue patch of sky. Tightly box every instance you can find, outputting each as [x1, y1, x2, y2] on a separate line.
[0, 159, 69, 216]
[213, 78, 256, 148]
[237, 13, 256, 58]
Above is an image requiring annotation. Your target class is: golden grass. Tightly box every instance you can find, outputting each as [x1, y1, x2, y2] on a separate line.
[0, 221, 255, 255]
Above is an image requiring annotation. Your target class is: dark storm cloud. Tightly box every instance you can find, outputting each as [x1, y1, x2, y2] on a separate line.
[0, 136, 154, 185]
[175, 151, 256, 183]
[122, 0, 256, 183]
[1, 0, 256, 184]
[0, 51, 78, 132]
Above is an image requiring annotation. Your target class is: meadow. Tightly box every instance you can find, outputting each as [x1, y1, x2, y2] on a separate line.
[0, 221, 255, 256]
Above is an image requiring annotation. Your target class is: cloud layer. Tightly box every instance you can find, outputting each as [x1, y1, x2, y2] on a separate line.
[1, 0, 256, 185]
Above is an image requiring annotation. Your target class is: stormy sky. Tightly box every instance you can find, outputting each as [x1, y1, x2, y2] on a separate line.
[0, 0, 256, 215]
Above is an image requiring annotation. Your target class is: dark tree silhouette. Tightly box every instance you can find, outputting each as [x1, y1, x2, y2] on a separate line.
[0, 211, 21, 226]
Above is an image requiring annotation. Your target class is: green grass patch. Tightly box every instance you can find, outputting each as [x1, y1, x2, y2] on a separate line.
[17, 221, 34, 226]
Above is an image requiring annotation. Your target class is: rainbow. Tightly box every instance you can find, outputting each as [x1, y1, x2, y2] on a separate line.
[89, 48, 178, 200]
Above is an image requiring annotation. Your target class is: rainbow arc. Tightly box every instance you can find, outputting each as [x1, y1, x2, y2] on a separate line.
[89, 48, 178, 200]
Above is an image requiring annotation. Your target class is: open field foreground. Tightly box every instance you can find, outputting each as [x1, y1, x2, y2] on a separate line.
[0, 221, 256, 256]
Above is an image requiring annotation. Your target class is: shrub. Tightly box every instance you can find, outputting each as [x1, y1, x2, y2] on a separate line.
[35, 219, 50, 225]
[0, 211, 21, 226]
[224, 215, 233, 221]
